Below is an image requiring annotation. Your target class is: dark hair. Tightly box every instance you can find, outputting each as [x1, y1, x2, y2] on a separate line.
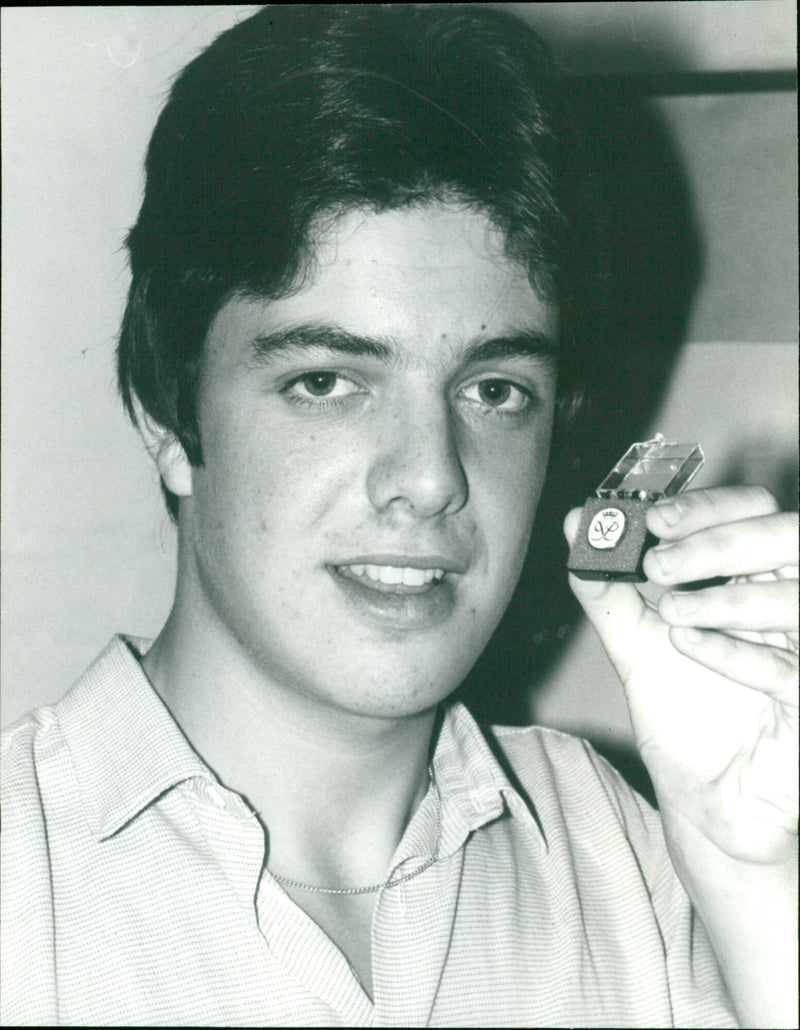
[118, 4, 567, 517]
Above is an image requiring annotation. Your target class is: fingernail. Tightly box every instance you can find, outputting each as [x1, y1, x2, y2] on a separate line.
[652, 544, 682, 575]
[654, 498, 682, 526]
[669, 592, 697, 616]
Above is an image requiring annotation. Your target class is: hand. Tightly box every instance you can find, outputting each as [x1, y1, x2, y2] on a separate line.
[564, 485, 798, 869]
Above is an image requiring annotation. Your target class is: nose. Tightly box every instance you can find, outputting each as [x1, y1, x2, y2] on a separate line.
[366, 394, 468, 518]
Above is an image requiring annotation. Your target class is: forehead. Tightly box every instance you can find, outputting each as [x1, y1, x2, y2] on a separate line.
[211, 204, 558, 364]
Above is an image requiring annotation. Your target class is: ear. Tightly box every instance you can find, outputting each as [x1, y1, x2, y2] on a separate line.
[133, 398, 194, 498]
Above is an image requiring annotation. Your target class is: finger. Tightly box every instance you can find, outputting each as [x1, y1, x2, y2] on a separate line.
[736, 569, 799, 583]
[564, 507, 657, 681]
[563, 505, 584, 544]
[725, 628, 798, 651]
[669, 626, 798, 704]
[643, 512, 799, 585]
[567, 572, 656, 683]
[648, 484, 779, 540]
[659, 580, 798, 633]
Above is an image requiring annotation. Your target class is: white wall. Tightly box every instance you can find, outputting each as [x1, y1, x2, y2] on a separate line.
[2, 5, 797, 729]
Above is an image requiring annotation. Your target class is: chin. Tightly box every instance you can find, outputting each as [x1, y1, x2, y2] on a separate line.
[321, 654, 476, 720]
[331, 690, 450, 722]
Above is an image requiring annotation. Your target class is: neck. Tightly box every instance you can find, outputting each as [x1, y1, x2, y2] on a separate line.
[141, 603, 440, 889]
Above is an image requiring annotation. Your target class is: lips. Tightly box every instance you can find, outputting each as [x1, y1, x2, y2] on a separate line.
[328, 556, 465, 628]
[337, 563, 445, 591]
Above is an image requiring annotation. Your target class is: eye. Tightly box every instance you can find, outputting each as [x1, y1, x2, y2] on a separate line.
[284, 371, 362, 403]
[460, 377, 531, 413]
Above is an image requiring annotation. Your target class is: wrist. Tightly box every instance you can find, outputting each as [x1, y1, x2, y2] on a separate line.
[660, 807, 797, 1029]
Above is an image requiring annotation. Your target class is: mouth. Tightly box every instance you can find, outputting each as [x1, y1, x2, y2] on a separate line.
[334, 563, 446, 594]
[328, 557, 463, 629]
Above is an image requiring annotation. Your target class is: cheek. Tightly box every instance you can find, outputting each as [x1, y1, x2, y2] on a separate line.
[476, 427, 551, 534]
[195, 411, 359, 544]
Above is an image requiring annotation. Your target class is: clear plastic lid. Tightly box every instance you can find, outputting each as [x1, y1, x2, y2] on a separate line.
[596, 435, 704, 501]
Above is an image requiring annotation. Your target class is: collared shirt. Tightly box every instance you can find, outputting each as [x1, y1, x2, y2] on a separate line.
[1, 636, 736, 1028]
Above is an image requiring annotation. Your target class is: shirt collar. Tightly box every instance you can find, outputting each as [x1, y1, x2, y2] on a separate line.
[432, 702, 546, 855]
[58, 636, 213, 840]
[58, 637, 544, 851]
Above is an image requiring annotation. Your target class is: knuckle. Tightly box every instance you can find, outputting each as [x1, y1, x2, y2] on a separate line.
[687, 484, 779, 520]
[681, 488, 717, 515]
[769, 510, 800, 541]
[768, 646, 797, 683]
[726, 585, 749, 610]
[757, 511, 799, 562]
[776, 574, 799, 597]
[779, 589, 799, 624]
[702, 523, 731, 558]
[743, 484, 780, 515]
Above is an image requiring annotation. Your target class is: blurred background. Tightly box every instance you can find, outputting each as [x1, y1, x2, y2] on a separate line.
[2, 5, 797, 798]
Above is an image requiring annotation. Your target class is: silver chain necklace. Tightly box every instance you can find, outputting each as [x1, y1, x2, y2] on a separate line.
[270, 775, 442, 897]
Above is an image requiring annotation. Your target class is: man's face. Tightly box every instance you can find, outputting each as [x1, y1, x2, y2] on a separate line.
[181, 204, 558, 717]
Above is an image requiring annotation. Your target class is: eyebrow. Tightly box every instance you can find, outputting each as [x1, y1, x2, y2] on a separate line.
[251, 325, 392, 362]
[463, 331, 558, 367]
[250, 323, 558, 368]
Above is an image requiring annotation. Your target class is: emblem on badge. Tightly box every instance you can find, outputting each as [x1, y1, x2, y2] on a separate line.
[587, 507, 626, 550]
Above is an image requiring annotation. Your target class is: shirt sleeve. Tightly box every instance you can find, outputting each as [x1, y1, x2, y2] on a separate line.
[582, 743, 739, 1029]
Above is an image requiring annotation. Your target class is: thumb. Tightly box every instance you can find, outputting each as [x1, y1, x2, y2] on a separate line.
[564, 507, 657, 683]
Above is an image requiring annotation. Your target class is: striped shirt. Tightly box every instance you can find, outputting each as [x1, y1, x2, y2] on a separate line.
[1, 636, 736, 1027]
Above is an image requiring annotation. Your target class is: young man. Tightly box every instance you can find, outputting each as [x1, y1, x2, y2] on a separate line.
[2, 7, 796, 1026]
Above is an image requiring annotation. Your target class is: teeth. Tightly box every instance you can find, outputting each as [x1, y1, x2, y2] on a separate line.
[343, 564, 446, 586]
